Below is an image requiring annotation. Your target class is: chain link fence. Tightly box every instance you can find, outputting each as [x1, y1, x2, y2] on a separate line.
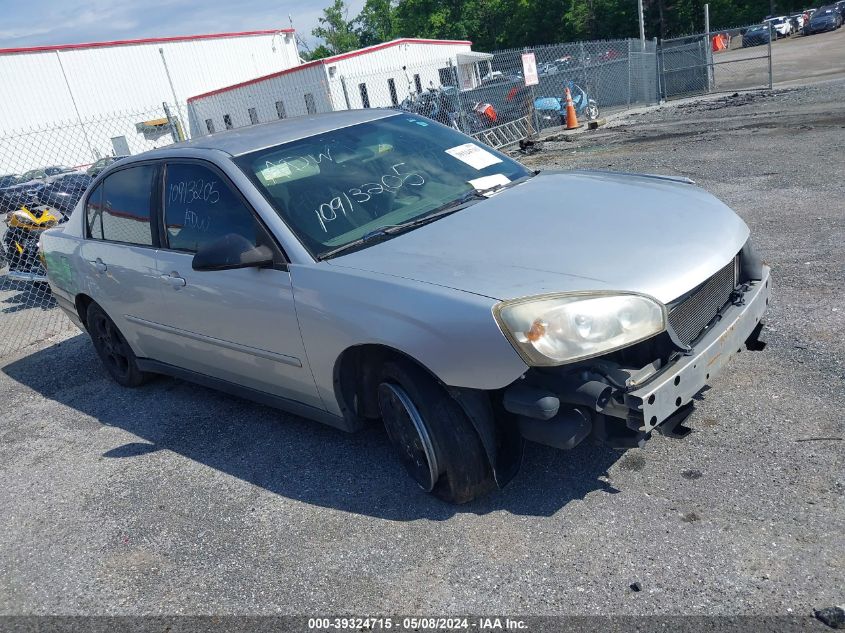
[0, 30, 773, 360]
[186, 38, 661, 152]
[659, 25, 773, 100]
[0, 104, 185, 358]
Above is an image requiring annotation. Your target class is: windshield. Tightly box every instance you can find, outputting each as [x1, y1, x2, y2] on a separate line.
[237, 114, 532, 259]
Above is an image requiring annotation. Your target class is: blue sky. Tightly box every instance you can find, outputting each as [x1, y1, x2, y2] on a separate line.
[0, 0, 365, 49]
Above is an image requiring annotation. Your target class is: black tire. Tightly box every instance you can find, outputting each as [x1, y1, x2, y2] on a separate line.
[377, 359, 495, 504]
[86, 302, 152, 387]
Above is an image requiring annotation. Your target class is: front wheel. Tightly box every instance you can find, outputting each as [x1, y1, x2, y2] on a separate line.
[586, 100, 600, 120]
[377, 359, 495, 503]
[87, 302, 152, 387]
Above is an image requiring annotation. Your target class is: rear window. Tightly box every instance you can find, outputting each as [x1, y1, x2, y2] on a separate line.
[86, 165, 155, 246]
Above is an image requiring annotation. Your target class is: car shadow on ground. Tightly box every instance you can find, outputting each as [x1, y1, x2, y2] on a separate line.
[3, 334, 625, 521]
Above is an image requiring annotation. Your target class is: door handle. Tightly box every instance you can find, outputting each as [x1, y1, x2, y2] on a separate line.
[89, 258, 107, 273]
[159, 273, 186, 289]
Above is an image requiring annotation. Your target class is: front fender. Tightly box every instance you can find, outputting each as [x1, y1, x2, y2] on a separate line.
[291, 263, 529, 416]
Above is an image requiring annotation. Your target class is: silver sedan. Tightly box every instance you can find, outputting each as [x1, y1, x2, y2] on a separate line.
[40, 109, 771, 503]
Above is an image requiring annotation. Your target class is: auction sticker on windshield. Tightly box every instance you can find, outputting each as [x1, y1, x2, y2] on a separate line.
[445, 143, 502, 170]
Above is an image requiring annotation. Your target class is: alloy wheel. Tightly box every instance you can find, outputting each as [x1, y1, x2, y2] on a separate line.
[378, 382, 440, 492]
[92, 314, 130, 378]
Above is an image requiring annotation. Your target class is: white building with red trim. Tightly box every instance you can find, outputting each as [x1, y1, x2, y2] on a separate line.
[0, 29, 300, 171]
[186, 38, 493, 138]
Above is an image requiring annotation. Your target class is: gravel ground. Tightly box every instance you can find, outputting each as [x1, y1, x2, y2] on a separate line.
[0, 81, 843, 620]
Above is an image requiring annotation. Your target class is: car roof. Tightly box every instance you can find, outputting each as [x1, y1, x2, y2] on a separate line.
[158, 109, 399, 158]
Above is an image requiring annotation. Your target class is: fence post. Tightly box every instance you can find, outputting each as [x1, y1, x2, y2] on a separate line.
[447, 62, 467, 133]
[767, 24, 774, 89]
[55, 50, 96, 159]
[627, 39, 632, 107]
[340, 76, 351, 110]
[162, 102, 180, 143]
[653, 37, 662, 103]
[656, 39, 665, 102]
[704, 4, 714, 92]
[158, 48, 187, 140]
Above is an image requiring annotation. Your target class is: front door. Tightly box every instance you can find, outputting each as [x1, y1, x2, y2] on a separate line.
[150, 160, 322, 409]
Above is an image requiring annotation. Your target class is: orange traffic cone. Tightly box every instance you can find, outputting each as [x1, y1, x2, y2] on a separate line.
[564, 87, 580, 130]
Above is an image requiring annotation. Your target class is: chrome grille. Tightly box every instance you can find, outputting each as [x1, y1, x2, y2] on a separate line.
[668, 256, 738, 346]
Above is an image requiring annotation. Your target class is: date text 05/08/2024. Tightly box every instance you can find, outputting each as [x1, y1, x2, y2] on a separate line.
[307, 617, 528, 630]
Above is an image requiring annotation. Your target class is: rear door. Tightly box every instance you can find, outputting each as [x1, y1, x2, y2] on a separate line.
[150, 159, 322, 409]
[79, 163, 171, 360]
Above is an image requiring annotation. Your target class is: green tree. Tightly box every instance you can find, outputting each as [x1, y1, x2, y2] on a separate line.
[304, 44, 336, 61]
[312, 0, 360, 55]
[309, 0, 808, 56]
[355, 0, 396, 46]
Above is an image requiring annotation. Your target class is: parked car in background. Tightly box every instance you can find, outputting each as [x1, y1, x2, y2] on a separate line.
[0, 178, 46, 216]
[38, 173, 93, 215]
[481, 72, 523, 87]
[765, 16, 794, 37]
[40, 110, 771, 503]
[538, 56, 576, 76]
[590, 49, 622, 64]
[807, 5, 843, 32]
[0, 174, 19, 190]
[43, 166, 74, 177]
[16, 168, 48, 183]
[86, 155, 128, 178]
[743, 24, 773, 46]
[0, 167, 81, 216]
[834, 0, 845, 18]
[788, 13, 805, 31]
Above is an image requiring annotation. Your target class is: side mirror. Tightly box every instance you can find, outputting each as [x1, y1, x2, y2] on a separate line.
[192, 233, 275, 271]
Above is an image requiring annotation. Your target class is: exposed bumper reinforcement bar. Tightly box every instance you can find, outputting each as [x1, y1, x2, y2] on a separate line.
[626, 266, 771, 433]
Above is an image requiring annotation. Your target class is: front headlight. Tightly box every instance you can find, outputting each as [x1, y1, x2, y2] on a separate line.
[493, 292, 667, 366]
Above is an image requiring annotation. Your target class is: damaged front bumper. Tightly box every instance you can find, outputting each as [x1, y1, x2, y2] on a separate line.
[503, 265, 771, 449]
[628, 266, 770, 433]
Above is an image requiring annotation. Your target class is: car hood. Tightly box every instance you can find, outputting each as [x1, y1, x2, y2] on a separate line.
[328, 171, 750, 304]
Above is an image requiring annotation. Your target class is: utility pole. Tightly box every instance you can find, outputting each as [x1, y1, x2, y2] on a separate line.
[638, 0, 646, 49]
[159, 48, 186, 140]
[55, 50, 96, 159]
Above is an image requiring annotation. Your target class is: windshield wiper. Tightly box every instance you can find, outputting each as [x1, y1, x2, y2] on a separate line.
[317, 194, 485, 261]
[318, 227, 397, 260]
[318, 175, 533, 261]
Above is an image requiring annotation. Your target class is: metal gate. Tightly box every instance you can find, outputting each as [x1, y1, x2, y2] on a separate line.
[659, 28, 772, 100]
